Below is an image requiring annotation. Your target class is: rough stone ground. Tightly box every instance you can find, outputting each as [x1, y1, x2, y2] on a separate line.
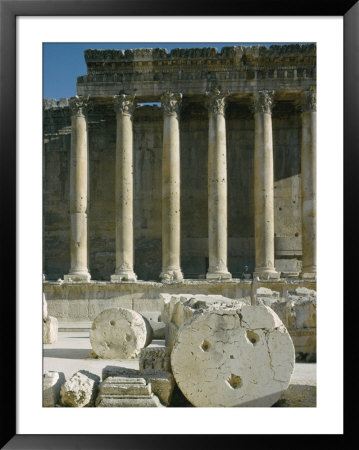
[43, 331, 316, 407]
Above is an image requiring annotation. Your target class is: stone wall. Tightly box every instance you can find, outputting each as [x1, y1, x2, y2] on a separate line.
[43, 100, 302, 281]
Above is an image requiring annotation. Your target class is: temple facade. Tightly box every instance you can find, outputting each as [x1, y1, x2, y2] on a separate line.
[44, 44, 316, 282]
[43, 45, 316, 346]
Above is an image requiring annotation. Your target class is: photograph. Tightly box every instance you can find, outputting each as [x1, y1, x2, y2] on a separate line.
[4, 5, 351, 446]
[42, 41, 317, 409]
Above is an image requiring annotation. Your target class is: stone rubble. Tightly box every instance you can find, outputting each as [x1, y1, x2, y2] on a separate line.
[89, 307, 153, 359]
[60, 370, 100, 407]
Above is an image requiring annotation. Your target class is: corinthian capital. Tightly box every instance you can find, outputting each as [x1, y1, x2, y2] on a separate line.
[299, 88, 316, 113]
[161, 91, 182, 115]
[206, 87, 227, 116]
[113, 94, 136, 116]
[69, 96, 90, 117]
[251, 90, 275, 114]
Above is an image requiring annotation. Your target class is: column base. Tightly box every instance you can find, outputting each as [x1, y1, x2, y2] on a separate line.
[64, 272, 91, 282]
[206, 271, 232, 280]
[111, 272, 137, 283]
[253, 269, 281, 280]
[300, 271, 316, 280]
[160, 269, 183, 282]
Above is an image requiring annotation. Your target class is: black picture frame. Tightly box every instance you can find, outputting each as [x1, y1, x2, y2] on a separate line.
[1, 0, 356, 448]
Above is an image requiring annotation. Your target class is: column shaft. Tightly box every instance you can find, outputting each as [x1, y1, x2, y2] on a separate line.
[206, 88, 231, 279]
[160, 92, 183, 281]
[300, 90, 316, 278]
[252, 91, 280, 279]
[64, 96, 91, 282]
[111, 95, 137, 282]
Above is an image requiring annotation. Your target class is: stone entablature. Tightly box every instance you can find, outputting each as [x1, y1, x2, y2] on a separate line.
[77, 45, 316, 99]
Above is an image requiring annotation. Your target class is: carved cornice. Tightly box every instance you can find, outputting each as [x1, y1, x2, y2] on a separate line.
[69, 96, 90, 117]
[113, 94, 136, 116]
[206, 87, 227, 116]
[84, 44, 316, 63]
[251, 90, 275, 114]
[298, 88, 316, 113]
[161, 91, 182, 116]
[79, 44, 316, 89]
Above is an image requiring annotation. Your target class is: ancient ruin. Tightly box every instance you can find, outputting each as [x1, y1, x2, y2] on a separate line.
[44, 44, 316, 281]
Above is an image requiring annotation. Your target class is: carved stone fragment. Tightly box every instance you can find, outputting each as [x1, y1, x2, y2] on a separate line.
[96, 376, 163, 407]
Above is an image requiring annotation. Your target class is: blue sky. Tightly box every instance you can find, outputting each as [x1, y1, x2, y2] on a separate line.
[43, 42, 300, 100]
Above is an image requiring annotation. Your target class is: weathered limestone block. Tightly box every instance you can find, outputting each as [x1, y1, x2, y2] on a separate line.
[43, 371, 65, 407]
[43, 316, 58, 344]
[102, 358, 175, 406]
[43, 293, 48, 319]
[289, 329, 316, 355]
[43, 292, 58, 344]
[255, 287, 280, 307]
[102, 365, 139, 380]
[144, 371, 175, 406]
[169, 296, 295, 407]
[139, 346, 171, 372]
[271, 289, 316, 355]
[60, 370, 100, 407]
[160, 293, 244, 350]
[95, 376, 163, 407]
[140, 311, 166, 340]
[138, 346, 175, 405]
[294, 287, 316, 297]
[291, 298, 316, 329]
[89, 307, 153, 359]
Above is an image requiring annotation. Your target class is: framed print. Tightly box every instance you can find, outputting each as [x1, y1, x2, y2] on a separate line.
[1, 0, 357, 447]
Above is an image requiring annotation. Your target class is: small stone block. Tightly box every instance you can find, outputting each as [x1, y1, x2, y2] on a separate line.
[43, 316, 58, 344]
[60, 370, 100, 407]
[43, 371, 65, 407]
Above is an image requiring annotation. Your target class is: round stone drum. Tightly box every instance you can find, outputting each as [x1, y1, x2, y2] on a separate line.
[89, 307, 152, 359]
[170, 305, 295, 407]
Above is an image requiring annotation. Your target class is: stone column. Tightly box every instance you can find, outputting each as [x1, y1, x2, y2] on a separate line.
[299, 89, 316, 279]
[160, 91, 183, 281]
[111, 94, 137, 282]
[64, 96, 91, 282]
[252, 90, 280, 280]
[206, 88, 231, 280]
